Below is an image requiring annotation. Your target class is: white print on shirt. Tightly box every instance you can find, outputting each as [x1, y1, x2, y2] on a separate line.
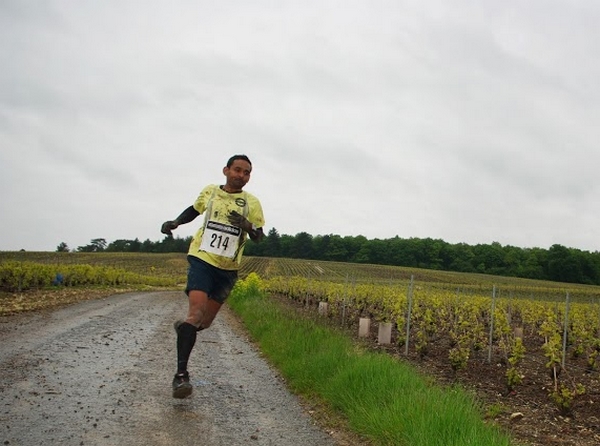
[199, 220, 242, 258]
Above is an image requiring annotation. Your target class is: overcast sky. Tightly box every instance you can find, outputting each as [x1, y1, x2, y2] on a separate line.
[1, 1, 598, 253]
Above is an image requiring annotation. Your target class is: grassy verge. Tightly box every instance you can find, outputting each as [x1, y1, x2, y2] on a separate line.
[228, 274, 515, 446]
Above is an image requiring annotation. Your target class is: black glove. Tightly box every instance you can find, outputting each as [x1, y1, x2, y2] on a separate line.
[227, 211, 252, 232]
[161, 220, 179, 236]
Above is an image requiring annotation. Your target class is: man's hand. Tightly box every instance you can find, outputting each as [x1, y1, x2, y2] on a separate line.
[227, 211, 252, 233]
[161, 220, 179, 236]
[228, 211, 264, 242]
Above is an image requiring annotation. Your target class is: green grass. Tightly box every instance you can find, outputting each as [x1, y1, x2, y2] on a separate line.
[228, 275, 515, 446]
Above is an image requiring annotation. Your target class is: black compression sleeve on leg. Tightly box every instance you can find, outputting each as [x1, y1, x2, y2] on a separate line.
[176, 322, 197, 374]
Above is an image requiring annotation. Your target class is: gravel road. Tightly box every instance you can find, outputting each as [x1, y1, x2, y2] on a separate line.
[0, 291, 339, 446]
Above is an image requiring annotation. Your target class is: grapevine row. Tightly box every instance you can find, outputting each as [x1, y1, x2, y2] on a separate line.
[262, 274, 600, 415]
[0, 261, 181, 291]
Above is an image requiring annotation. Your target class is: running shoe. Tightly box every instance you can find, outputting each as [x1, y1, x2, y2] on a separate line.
[172, 371, 193, 399]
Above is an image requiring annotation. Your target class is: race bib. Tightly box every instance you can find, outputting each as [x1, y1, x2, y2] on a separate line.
[199, 220, 241, 258]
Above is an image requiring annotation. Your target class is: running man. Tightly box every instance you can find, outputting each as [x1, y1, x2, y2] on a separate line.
[161, 154, 265, 398]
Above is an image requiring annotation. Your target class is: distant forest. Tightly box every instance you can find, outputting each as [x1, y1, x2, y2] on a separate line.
[66, 229, 600, 286]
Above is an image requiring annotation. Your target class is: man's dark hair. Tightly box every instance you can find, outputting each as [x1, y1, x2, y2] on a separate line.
[227, 154, 252, 167]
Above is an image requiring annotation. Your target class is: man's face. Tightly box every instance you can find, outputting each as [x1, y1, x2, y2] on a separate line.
[223, 159, 252, 191]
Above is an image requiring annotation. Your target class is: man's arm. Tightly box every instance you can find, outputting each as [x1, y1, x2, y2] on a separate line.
[161, 206, 200, 235]
[174, 206, 200, 225]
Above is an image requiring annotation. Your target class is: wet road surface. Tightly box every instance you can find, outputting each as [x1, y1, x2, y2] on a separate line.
[0, 291, 336, 446]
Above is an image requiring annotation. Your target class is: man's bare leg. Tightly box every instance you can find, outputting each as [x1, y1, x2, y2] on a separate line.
[173, 290, 223, 398]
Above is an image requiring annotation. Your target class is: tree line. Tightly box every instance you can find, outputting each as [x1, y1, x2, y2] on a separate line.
[60, 229, 600, 286]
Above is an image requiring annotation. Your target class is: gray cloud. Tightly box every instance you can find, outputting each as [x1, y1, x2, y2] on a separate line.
[1, 1, 599, 252]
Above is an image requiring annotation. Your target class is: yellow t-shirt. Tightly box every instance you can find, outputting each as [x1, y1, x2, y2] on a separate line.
[187, 184, 265, 271]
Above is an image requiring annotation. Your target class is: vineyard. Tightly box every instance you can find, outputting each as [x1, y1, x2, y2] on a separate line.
[243, 257, 600, 445]
[0, 252, 187, 314]
[1, 252, 600, 445]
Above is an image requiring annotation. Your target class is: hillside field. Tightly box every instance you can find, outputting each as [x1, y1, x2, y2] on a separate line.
[1, 251, 600, 445]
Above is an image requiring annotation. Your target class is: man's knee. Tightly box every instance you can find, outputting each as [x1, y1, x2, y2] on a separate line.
[185, 313, 211, 331]
[189, 316, 214, 331]
[186, 296, 221, 330]
[186, 316, 204, 329]
[198, 321, 211, 330]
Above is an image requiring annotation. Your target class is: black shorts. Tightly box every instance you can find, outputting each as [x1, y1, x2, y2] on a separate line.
[185, 256, 238, 304]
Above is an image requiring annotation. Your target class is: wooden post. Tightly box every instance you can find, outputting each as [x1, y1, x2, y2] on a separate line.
[358, 318, 371, 338]
[562, 292, 571, 369]
[404, 275, 414, 355]
[514, 326, 524, 339]
[378, 322, 392, 345]
[342, 274, 349, 327]
[318, 302, 328, 316]
[487, 285, 497, 363]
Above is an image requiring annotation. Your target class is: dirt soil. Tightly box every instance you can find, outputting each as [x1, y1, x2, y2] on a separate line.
[378, 339, 600, 446]
[0, 291, 366, 446]
[416, 351, 600, 446]
[388, 335, 600, 446]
